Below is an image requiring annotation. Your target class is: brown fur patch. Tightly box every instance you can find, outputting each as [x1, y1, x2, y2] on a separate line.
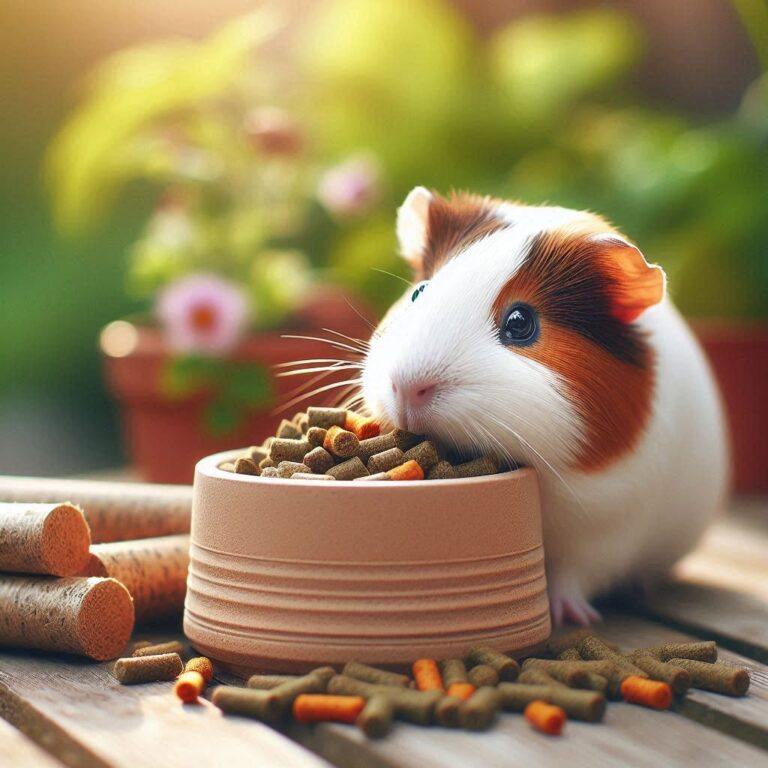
[492, 227, 655, 472]
[419, 191, 506, 279]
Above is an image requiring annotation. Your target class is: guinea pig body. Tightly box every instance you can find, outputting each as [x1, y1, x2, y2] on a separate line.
[362, 187, 728, 625]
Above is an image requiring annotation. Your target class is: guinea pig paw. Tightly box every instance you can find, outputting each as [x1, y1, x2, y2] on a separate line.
[549, 588, 602, 627]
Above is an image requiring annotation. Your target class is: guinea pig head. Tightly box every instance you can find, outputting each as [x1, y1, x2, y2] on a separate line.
[362, 187, 666, 472]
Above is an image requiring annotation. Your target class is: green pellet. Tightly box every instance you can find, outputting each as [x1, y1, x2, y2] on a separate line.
[307, 406, 347, 429]
[427, 461, 457, 480]
[248, 446, 268, 464]
[367, 448, 404, 474]
[259, 457, 276, 470]
[467, 664, 499, 688]
[358, 433, 397, 463]
[627, 653, 692, 694]
[518, 668, 567, 689]
[270, 438, 311, 463]
[434, 695, 463, 728]
[439, 659, 469, 687]
[452, 456, 499, 478]
[343, 661, 410, 688]
[521, 659, 590, 688]
[466, 646, 520, 682]
[247, 674, 299, 690]
[270, 669, 333, 716]
[497, 683, 606, 722]
[326, 456, 369, 480]
[643, 641, 717, 663]
[392, 429, 423, 452]
[459, 687, 501, 731]
[276, 461, 311, 478]
[357, 695, 395, 738]
[277, 419, 302, 439]
[133, 640, 185, 657]
[667, 658, 750, 696]
[234, 457, 259, 475]
[403, 441, 440, 472]
[212, 686, 281, 722]
[303, 446, 335, 474]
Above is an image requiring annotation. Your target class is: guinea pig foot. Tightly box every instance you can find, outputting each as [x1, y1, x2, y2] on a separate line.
[549, 587, 602, 627]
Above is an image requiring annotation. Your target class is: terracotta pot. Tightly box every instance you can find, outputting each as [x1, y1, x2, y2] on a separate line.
[184, 452, 550, 674]
[695, 321, 768, 494]
[102, 288, 372, 485]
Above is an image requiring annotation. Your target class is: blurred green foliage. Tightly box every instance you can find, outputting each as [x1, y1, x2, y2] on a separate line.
[47, 1, 768, 320]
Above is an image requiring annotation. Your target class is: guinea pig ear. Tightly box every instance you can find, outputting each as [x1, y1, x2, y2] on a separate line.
[591, 233, 666, 323]
[396, 186, 433, 270]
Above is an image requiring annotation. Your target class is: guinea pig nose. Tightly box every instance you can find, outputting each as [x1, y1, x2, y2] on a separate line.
[398, 380, 437, 409]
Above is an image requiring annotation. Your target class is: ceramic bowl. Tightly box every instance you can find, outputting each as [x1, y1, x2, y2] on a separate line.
[183, 450, 550, 674]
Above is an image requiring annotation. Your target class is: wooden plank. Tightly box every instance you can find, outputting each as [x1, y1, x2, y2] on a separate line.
[0, 641, 332, 768]
[0, 716, 64, 768]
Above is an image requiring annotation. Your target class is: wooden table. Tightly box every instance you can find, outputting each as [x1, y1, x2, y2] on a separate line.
[1, 500, 767, 768]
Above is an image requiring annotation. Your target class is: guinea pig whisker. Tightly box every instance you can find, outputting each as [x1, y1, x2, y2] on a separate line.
[276, 363, 363, 378]
[321, 328, 371, 350]
[277, 378, 364, 413]
[274, 358, 359, 368]
[273, 363, 358, 414]
[281, 334, 367, 356]
[371, 267, 412, 286]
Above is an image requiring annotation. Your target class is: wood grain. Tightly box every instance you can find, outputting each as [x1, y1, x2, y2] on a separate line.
[0, 716, 64, 768]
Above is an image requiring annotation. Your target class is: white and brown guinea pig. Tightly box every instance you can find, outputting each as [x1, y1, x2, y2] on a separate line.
[362, 187, 728, 626]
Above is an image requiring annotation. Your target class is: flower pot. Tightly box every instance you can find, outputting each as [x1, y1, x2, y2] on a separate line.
[102, 288, 372, 484]
[184, 451, 549, 673]
[695, 321, 768, 494]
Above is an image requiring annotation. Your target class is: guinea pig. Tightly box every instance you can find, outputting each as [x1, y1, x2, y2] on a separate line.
[362, 186, 728, 626]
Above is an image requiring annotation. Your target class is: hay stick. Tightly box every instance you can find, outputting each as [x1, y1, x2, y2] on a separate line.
[80, 535, 189, 623]
[0, 477, 191, 543]
[0, 575, 134, 660]
[0, 502, 91, 576]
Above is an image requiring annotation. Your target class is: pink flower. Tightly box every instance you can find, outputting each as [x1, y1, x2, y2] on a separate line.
[156, 274, 251, 356]
[317, 154, 381, 217]
[245, 107, 303, 156]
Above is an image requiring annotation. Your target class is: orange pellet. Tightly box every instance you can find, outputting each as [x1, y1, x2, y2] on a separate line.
[345, 412, 381, 440]
[387, 460, 424, 481]
[620, 675, 673, 710]
[524, 700, 566, 735]
[292, 694, 366, 724]
[412, 659, 444, 692]
[185, 656, 214, 683]
[447, 682, 476, 700]
[174, 671, 206, 703]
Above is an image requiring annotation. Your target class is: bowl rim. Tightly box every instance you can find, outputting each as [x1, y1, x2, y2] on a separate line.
[197, 448, 534, 488]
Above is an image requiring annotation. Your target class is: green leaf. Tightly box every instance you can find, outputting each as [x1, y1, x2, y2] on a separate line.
[226, 362, 274, 407]
[203, 398, 242, 436]
[160, 355, 221, 398]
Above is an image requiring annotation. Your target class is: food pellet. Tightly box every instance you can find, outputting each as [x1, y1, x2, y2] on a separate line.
[212, 686, 281, 723]
[327, 457, 369, 481]
[293, 694, 366, 724]
[291, 473, 335, 481]
[276, 461, 312, 478]
[234, 457, 259, 475]
[133, 640, 185, 658]
[174, 670, 206, 703]
[270, 439, 311, 464]
[667, 658, 750, 696]
[261, 467, 279, 477]
[307, 407, 347, 429]
[518, 669, 567, 689]
[434, 695, 463, 727]
[392, 429, 423, 452]
[627, 653, 691, 694]
[440, 658, 469, 687]
[248, 674, 300, 690]
[620, 676, 673, 709]
[367, 448, 405, 474]
[522, 659, 589, 688]
[525, 700, 566, 736]
[270, 670, 331, 716]
[353, 472, 390, 481]
[303, 446, 335, 474]
[497, 683, 606, 722]
[460, 687, 502, 731]
[345, 412, 381, 440]
[403, 441, 440, 472]
[306, 427, 327, 448]
[467, 664, 500, 688]
[386, 460, 423, 481]
[343, 661, 410, 688]
[259, 457, 276, 470]
[277, 419, 302, 440]
[248, 446, 268, 464]
[323, 426, 360, 459]
[466, 646, 520, 682]
[113, 653, 183, 685]
[358, 433, 397, 463]
[447, 682, 476, 700]
[555, 647, 612, 693]
[578, 636, 647, 679]
[427, 461, 457, 480]
[453, 456, 500, 478]
[292, 412, 309, 433]
[185, 656, 214, 683]
[413, 659, 444, 692]
[357, 695, 394, 737]
[643, 641, 717, 663]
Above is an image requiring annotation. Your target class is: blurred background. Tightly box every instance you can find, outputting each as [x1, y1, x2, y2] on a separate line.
[1, 0, 766, 488]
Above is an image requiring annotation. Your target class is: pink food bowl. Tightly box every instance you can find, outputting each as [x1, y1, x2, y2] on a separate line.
[183, 450, 550, 674]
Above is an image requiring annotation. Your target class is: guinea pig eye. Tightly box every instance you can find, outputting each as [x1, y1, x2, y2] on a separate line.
[500, 303, 539, 347]
[411, 281, 428, 302]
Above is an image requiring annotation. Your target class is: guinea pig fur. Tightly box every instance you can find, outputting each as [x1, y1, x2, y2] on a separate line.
[362, 186, 728, 626]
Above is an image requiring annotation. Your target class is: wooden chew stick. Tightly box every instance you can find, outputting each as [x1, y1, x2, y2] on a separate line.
[79, 535, 190, 623]
[0, 575, 134, 660]
[0, 502, 91, 576]
[0, 477, 191, 543]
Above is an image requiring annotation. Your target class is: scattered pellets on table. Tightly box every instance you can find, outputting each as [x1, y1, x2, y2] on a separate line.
[113, 653, 183, 685]
[518, 669, 567, 689]
[447, 682, 476, 701]
[386, 460, 424, 481]
[307, 407, 347, 429]
[345, 412, 381, 440]
[343, 662, 410, 688]
[428, 461, 457, 480]
[578, 636, 647, 678]
[434, 695, 463, 727]
[306, 427, 327, 448]
[620, 676, 673, 709]
[277, 461, 312, 478]
[294, 694, 366, 724]
[392, 429, 422, 452]
[525, 700, 566, 736]
[248, 674, 300, 690]
[452, 456, 499, 478]
[270, 670, 331, 716]
[303, 447, 335, 474]
[323, 426, 360, 459]
[175, 671, 206, 703]
[185, 657, 213, 683]
[130, 640, 152, 654]
[459, 687, 501, 731]
[467, 664, 499, 688]
[466, 646, 520, 682]
[367, 448, 405, 474]
[642, 641, 717, 663]
[546, 629, 596, 656]
[627, 653, 691, 695]
[357, 695, 394, 737]
[497, 683, 606, 722]
[277, 419, 303, 440]
[667, 658, 750, 696]
[358, 433, 397, 463]
[558, 648, 582, 661]
[212, 686, 281, 723]
[521, 659, 589, 688]
[270, 439, 311, 464]
[327, 457, 369, 481]
[133, 640, 185, 658]
[413, 659, 444, 692]
[403, 441, 440, 472]
[234, 458, 260, 476]
[440, 659, 469, 688]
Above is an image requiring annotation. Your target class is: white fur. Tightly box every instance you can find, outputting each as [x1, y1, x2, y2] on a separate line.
[364, 194, 728, 621]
